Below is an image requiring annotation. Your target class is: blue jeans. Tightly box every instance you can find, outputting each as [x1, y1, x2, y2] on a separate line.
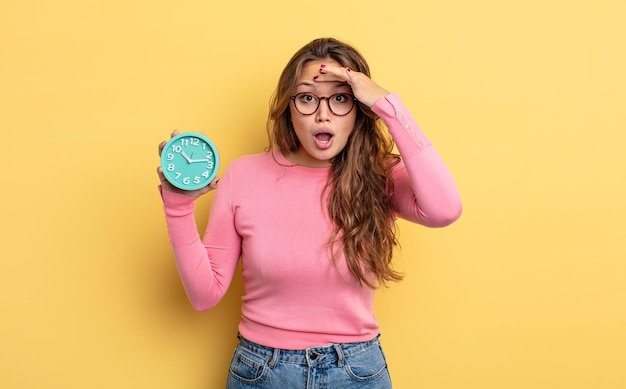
[226, 334, 392, 388]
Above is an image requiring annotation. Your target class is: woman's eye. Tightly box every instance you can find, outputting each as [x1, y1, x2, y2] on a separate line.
[299, 94, 316, 103]
[333, 94, 348, 103]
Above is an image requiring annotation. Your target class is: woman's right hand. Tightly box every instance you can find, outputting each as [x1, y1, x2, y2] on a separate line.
[157, 129, 220, 198]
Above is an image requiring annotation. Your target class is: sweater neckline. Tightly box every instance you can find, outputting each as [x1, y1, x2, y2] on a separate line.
[269, 150, 331, 177]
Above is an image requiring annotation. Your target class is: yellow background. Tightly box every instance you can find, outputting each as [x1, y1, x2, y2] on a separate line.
[1, 0, 625, 388]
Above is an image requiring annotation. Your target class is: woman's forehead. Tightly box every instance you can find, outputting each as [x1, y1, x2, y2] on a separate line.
[295, 59, 350, 93]
[295, 80, 350, 93]
[300, 58, 341, 75]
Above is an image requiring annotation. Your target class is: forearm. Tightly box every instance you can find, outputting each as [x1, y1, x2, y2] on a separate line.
[372, 93, 462, 227]
[159, 187, 232, 310]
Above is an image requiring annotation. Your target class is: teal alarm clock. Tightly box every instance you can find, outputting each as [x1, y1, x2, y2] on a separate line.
[160, 132, 220, 191]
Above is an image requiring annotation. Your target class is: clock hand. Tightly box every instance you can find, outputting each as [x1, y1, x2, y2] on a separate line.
[180, 151, 192, 163]
[189, 158, 210, 163]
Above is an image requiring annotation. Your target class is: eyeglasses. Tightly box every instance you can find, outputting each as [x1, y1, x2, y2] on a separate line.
[290, 92, 357, 116]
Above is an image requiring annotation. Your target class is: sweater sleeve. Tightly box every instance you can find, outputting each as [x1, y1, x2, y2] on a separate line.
[159, 165, 241, 311]
[372, 93, 462, 227]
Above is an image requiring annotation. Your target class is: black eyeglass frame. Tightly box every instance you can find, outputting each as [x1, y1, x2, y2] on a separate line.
[290, 92, 358, 116]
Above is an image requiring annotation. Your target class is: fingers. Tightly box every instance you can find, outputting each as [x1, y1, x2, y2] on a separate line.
[156, 166, 175, 187]
[208, 177, 220, 190]
[317, 64, 352, 83]
[156, 166, 171, 189]
[317, 63, 389, 107]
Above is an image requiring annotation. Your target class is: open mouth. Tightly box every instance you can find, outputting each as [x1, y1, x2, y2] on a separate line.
[315, 132, 333, 144]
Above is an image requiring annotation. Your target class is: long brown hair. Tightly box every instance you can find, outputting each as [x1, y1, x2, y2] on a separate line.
[267, 38, 402, 288]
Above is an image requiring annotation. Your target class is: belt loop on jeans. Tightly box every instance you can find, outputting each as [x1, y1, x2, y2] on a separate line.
[333, 344, 345, 367]
[268, 347, 280, 368]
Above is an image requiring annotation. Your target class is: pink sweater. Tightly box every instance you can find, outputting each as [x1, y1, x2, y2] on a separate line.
[160, 93, 462, 349]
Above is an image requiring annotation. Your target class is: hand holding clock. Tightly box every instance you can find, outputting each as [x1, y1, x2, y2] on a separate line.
[157, 130, 220, 198]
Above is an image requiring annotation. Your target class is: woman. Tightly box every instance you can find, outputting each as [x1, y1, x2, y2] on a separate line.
[157, 37, 462, 388]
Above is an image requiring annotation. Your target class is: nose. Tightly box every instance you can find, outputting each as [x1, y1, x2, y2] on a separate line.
[315, 97, 332, 122]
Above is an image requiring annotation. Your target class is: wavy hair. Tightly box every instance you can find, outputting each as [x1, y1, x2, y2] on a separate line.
[266, 38, 402, 288]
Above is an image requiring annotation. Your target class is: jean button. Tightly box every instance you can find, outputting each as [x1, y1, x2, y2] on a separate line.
[310, 352, 318, 360]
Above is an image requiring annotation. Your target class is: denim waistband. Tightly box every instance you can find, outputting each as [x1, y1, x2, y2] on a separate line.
[236, 334, 381, 367]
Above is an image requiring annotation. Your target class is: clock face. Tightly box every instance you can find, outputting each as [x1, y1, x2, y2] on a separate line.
[160, 132, 220, 190]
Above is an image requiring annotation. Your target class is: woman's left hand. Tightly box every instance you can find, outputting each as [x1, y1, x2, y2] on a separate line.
[316, 64, 389, 108]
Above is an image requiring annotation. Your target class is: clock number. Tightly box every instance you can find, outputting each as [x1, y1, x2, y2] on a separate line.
[183, 177, 190, 185]
[175, 173, 181, 179]
[190, 138, 200, 146]
[193, 176, 201, 184]
[167, 164, 175, 171]
[202, 171, 209, 178]
[172, 145, 182, 153]
[206, 151, 213, 158]
[166, 153, 174, 161]
[207, 162, 214, 169]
